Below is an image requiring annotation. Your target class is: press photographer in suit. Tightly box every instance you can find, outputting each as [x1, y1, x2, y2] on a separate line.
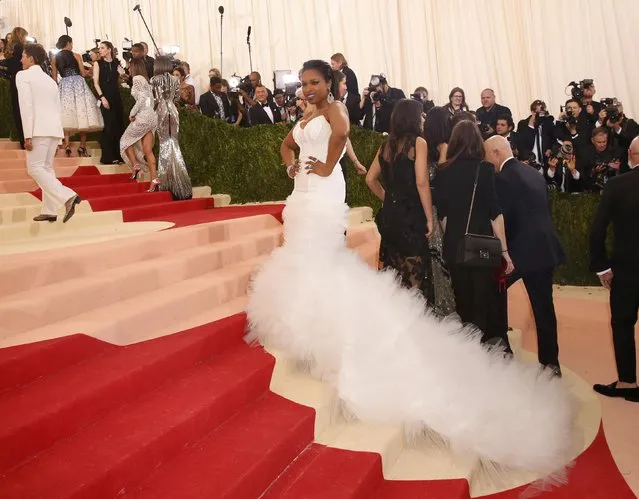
[360, 75, 405, 133]
[589, 136, 639, 403]
[200, 76, 231, 122]
[484, 136, 566, 376]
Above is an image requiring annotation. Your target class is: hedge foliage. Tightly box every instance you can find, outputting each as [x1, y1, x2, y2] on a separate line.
[0, 78, 606, 286]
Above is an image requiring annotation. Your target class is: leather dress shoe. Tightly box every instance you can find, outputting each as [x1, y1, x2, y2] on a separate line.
[33, 214, 57, 222]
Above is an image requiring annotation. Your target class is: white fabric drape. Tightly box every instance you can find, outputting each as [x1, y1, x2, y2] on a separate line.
[1, 0, 637, 120]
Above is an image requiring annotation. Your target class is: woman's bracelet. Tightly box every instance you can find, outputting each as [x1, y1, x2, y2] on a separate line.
[98, 94, 104, 99]
[502, 249, 509, 253]
[286, 164, 296, 178]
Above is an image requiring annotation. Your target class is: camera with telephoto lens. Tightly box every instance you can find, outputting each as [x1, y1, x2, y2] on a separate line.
[478, 122, 491, 135]
[81, 51, 92, 64]
[549, 142, 574, 161]
[368, 74, 387, 103]
[601, 98, 620, 123]
[560, 105, 578, 127]
[567, 79, 593, 101]
[410, 93, 423, 101]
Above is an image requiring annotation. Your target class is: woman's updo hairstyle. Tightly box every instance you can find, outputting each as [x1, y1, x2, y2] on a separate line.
[301, 59, 340, 101]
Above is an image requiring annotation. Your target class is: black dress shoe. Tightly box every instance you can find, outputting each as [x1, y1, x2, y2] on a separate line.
[63, 195, 81, 223]
[593, 382, 639, 401]
[33, 214, 57, 222]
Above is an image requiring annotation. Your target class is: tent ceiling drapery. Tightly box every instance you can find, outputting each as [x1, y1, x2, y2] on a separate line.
[1, 0, 637, 120]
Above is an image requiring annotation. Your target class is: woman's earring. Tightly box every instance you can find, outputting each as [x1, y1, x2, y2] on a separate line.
[327, 91, 335, 104]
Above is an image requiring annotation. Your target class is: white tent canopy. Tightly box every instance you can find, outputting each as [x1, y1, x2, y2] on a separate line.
[1, 0, 637, 119]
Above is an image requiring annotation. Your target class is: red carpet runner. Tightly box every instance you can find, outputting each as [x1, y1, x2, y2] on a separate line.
[0, 314, 633, 498]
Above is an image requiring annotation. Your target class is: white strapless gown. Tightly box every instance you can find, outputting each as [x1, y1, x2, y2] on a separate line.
[246, 116, 574, 477]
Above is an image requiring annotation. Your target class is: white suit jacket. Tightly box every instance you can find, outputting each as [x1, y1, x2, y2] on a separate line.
[16, 65, 64, 140]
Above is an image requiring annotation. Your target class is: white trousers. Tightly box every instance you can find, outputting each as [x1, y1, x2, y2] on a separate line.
[26, 137, 77, 216]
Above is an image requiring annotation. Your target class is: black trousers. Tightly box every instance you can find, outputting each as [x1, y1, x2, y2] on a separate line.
[449, 264, 500, 340]
[610, 266, 639, 383]
[506, 267, 559, 367]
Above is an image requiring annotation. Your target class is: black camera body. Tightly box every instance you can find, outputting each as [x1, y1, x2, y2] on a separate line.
[478, 122, 491, 135]
[81, 51, 92, 64]
[601, 98, 621, 123]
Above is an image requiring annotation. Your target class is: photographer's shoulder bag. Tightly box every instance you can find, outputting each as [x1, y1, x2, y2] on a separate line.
[456, 163, 503, 268]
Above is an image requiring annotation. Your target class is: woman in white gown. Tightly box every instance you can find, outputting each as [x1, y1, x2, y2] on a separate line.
[246, 60, 574, 479]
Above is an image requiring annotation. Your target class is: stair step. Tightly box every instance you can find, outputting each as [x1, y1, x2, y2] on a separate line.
[132, 392, 315, 498]
[0, 228, 281, 336]
[1, 254, 268, 347]
[0, 166, 80, 181]
[263, 445, 382, 499]
[0, 157, 93, 169]
[0, 340, 274, 498]
[0, 335, 115, 394]
[0, 314, 246, 474]
[0, 214, 281, 299]
[121, 197, 215, 222]
[88, 191, 173, 211]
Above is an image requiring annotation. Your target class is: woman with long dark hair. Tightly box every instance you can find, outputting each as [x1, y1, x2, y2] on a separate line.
[51, 35, 104, 157]
[151, 56, 192, 200]
[0, 27, 28, 148]
[120, 59, 159, 190]
[366, 99, 442, 308]
[435, 120, 512, 341]
[247, 60, 573, 480]
[93, 41, 125, 164]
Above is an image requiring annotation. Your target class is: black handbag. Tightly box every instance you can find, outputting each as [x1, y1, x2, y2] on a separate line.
[456, 164, 503, 268]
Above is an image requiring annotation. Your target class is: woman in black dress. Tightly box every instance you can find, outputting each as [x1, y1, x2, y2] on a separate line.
[366, 99, 443, 311]
[0, 27, 28, 148]
[434, 120, 513, 341]
[93, 41, 124, 164]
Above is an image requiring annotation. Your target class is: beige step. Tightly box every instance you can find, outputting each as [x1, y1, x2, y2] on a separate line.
[0, 228, 281, 337]
[0, 207, 122, 241]
[0, 193, 40, 208]
[0, 200, 93, 227]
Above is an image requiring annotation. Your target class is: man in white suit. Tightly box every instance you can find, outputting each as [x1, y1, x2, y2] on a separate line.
[17, 44, 81, 223]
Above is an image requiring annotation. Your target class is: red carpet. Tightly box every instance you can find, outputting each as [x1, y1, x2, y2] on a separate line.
[0, 313, 634, 498]
[146, 204, 285, 228]
[28, 167, 219, 222]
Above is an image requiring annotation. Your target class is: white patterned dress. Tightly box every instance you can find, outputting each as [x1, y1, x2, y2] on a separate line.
[120, 75, 158, 170]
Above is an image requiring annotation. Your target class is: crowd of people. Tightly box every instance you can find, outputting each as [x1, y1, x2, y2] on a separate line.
[0, 27, 193, 216]
[1, 29, 637, 407]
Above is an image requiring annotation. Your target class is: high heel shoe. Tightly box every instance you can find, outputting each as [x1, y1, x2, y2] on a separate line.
[130, 166, 141, 181]
[65, 146, 72, 157]
[147, 178, 161, 192]
[77, 147, 89, 158]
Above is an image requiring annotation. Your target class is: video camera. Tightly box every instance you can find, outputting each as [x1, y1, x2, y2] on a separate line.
[567, 79, 593, 101]
[122, 39, 133, 62]
[228, 74, 253, 95]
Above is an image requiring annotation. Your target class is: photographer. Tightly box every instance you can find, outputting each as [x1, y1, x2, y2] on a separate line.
[579, 80, 602, 124]
[360, 74, 405, 133]
[554, 98, 593, 152]
[476, 88, 511, 138]
[597, 101, 639, 173]
[412, 86, 435, 114]
[546, 142, 581, 192]
[495, 114, 520, 159]
[517, 100, 555, 168]
[582, 127, 623, 192]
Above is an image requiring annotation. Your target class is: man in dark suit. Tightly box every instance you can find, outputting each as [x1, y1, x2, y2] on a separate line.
[589, 137, 639, 403]
[200, 77, 231, 121]
[517, 100, 555, 169]
[484, 136, 566, 376]
[476, 88, 511, 136]
[248, 85, 281, 126]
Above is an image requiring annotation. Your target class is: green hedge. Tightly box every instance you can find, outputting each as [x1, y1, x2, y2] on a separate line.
[0, 78, 605, 286]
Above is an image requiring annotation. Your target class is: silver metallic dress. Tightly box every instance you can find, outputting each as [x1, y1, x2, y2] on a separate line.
[120, 75, 158, 171]
[150, 74, 193, 200]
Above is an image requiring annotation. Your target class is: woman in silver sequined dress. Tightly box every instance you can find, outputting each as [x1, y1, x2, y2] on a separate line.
[150, 57, 193, 200]
[120, 59, 159, 192]
[51, 36, 104, 157]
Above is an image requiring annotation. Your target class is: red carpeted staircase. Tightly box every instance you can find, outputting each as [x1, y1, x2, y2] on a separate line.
[28, 166, 215, 222]
[0, 314, 634, 499]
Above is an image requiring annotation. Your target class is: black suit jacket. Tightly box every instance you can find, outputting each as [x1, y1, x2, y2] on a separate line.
[589, 167, 639, 272]
[496, 158, 566, 273]
[248, 102, 282, 126]
[516, 117, 555, 162]
[476, 103, 512, 129]
[200, 91, 231, 121]
[343, 92, 361, 124]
